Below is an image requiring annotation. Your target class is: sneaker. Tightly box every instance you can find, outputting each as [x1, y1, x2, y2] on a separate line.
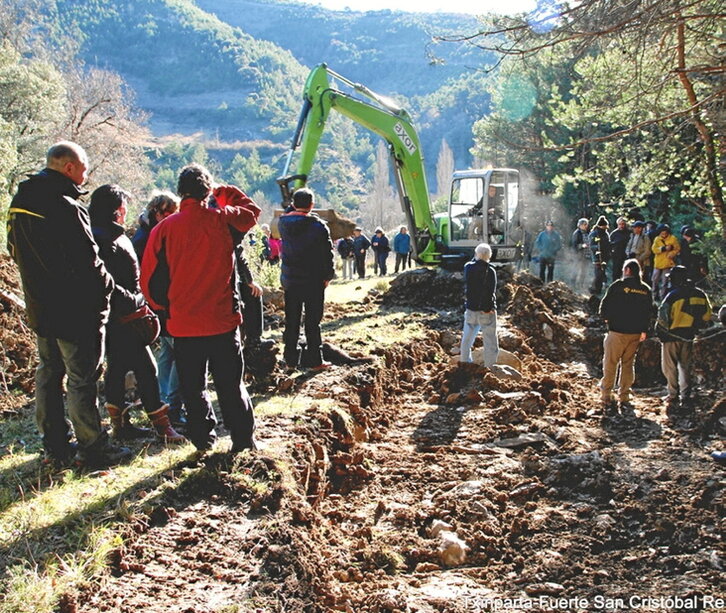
[711, 451, 726, 464]
[77, 439, 133, 469]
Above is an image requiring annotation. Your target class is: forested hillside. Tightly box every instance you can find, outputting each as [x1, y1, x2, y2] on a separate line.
[196, 0, 482, 96]
[49, 0, 489, 212]
[55, 0, 308, 141]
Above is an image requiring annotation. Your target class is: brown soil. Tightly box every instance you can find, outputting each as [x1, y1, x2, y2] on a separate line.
[2, 260, 724, 611]
[0, 254, 36, 411]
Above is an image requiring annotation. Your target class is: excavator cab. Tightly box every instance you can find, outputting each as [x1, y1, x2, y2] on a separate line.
[445, 169, 522, 264]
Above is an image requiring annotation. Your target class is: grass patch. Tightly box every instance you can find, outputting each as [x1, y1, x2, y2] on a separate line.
[252, 394, 339, 418]
[324, 307, 427, 349]
[326, 276, 381, 303]
[0, 440, 202, 613]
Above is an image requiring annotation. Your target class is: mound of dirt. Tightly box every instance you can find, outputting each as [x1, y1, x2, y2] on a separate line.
[0, 254, 35, 408]
[383, 267, 464, 309]
[506, 284, 574, 362]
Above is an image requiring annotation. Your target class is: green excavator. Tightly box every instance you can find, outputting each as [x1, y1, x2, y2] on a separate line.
[277, 63, 525, 267]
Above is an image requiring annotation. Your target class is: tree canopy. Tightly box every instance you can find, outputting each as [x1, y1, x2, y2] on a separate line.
[444, 0, 724, 235]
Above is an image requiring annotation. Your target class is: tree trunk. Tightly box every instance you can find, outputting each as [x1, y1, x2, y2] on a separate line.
[676, 17, 725, 237]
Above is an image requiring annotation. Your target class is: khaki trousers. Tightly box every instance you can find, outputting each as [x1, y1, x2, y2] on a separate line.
[661, 340, 692, 401]
[600, 331, 641, 402]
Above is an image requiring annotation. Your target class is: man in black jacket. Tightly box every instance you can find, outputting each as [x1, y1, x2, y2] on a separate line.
[352, 227, 371, 279]
[278, 188, 335, 370]
[7, 141, 131, 467]
[571, 218, 590, 290]
[589, 215, 611, 295]
[459, 243, 499, 367]
[599, 259, 653, 411]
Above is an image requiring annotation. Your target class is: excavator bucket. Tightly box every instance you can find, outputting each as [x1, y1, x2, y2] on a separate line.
[270, 208, 357, 241]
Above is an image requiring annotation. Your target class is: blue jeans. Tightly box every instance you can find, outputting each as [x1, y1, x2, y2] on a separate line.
[156, 335, 181, 411]
[36, 332, 106, 452]
[376, 252, 388, 275]
[459, 310, 499, 367]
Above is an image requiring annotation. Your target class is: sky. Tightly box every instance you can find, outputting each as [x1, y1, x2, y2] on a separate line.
[302, 0, 538, 15]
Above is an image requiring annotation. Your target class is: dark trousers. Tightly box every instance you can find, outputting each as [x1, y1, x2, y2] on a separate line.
[36, 331, 105, 453]
[538, 257, 555, 283]
[376, 251, 388, 275]
[395, 252, 408, 273]
[238, 281, 263, 345]
[354, 253, 366, 278]
[283, 283, 325, 367]
[174, 329, 255, 451]
[592, 263, 608, 294]
[105, 323, 162, 412]
[612, 253, 626, 281]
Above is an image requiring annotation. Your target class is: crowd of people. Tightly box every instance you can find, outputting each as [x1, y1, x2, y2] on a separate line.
[6, 140, 719, 470]
[336, 225, 413, 280]
[529, 215, 709, 302]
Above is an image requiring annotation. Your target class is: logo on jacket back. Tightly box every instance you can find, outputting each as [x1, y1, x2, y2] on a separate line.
[624, 287, 648, 296]
[395, 123, 417, 155]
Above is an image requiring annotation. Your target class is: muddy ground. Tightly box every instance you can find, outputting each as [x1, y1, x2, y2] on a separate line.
[1, 256, 724, 612]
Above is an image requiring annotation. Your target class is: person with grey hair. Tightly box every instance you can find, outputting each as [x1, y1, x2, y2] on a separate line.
[609, 216, 631, 281]
[7, 141, 133, 468]
[459, 243, 499, 366]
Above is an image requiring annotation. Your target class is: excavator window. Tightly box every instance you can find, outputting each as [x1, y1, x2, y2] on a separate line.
[450, 177, 485, 242]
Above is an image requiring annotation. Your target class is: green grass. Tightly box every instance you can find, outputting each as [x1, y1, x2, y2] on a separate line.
[0, 404, 221, 612]
[253, 394, 339, 418]
[324, 308, 427, 348]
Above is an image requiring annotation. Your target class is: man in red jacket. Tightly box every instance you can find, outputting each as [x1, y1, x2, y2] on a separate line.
[141, 164, 261, 454]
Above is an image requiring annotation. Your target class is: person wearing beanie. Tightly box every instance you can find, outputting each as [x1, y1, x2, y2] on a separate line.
[588, 215, 611, 295]
[656, 266, 712, 411]
[651, 223, 680, 301]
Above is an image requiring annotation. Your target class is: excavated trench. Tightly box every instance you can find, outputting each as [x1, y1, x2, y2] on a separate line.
[1, 254, 724, 612]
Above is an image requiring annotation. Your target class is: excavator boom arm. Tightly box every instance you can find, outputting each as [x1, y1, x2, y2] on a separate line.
[278, 64, 440, 263]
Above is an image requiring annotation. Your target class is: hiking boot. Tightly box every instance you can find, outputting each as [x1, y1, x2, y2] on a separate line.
[231, 437, 258, 453]
[167, 405, 188, 431]
[664, 396, 679, 412]
[619, 401, 636, 417]
[42, 442, 78, 469]
[147, 405, 186, 444]
[76, 438, 133, 469]
[107, 403, 152, 440]
[600, 396, 617, 413]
